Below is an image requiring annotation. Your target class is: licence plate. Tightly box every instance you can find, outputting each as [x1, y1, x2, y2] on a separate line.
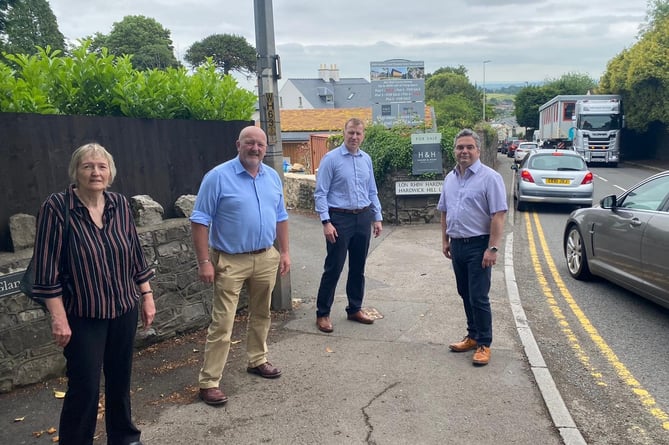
[545, 178, 570, 185]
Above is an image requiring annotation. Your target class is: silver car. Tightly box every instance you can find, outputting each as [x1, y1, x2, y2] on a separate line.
[513, 141, 538, 163]
[563, 170, 669, 308]
[512, 149, 594, 211]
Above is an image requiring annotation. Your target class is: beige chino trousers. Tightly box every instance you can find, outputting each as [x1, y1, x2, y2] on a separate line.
[199, 246, 280, 389]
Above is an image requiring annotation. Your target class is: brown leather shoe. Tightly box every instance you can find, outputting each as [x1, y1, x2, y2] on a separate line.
[199, 387, 228, 405]
[347, 310, 374, 324]
[316, 316, 333, 333]
[247, 361, 282, 379]
[449, 336, 478, 352]
[472, 345, 491, 366]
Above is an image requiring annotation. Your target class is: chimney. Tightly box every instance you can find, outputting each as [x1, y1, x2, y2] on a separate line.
[318, 64, 329, 82]
[329, 64, 340, 82]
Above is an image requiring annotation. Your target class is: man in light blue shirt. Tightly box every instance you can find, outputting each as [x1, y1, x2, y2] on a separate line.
[314, 118, 383, 333]
[191, 126, 291, 405]
[437, 128, 507, 366]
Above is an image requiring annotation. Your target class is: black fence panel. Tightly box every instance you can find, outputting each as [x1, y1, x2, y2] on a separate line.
[0, 113, 251, 252]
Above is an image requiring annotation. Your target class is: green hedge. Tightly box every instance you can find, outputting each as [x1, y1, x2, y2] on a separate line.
[328, 123, 458, 185]
[0, 43, 256, 120]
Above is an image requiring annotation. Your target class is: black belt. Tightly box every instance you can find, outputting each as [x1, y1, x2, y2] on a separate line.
[241, 247, 270, 255]
[329, 206, 370, 215]
[450, 235, 489, 243]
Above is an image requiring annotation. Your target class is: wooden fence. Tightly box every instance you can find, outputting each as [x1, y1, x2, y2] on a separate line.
[0, 113, 250, 252]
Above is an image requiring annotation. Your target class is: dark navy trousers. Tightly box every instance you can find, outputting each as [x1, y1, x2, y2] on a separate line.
[316, 209, 373, 317]
[450, 235, 493, 346]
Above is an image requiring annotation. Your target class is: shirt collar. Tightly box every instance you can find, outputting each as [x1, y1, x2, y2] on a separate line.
[338, 144, 361, 157]
[453, 159, 482, 177]
[233, 156, 265, 176]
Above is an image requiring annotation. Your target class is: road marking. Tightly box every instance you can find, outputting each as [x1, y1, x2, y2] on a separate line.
[523, 212, 608, 387]
[528, 211, 669, 432]
[614, 184, 627, 192]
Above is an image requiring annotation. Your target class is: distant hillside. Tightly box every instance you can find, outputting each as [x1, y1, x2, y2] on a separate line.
[485, 81, 544, 93]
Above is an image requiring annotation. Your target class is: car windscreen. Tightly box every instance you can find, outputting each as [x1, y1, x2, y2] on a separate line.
[528, 155, 586, 171]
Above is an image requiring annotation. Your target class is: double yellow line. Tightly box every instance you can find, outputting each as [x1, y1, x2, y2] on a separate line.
[523, 211, 669, 433]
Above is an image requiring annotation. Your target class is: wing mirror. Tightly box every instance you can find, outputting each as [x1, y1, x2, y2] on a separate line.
[600, 195, 617, 209]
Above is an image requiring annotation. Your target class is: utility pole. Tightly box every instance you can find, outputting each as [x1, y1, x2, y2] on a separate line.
[482, 60, 491, 122]
[254, 0, 291, 310]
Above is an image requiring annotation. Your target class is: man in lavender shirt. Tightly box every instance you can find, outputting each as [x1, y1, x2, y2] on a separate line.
[437, 128, 507, 366]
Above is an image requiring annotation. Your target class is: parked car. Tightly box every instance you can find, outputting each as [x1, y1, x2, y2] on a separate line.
[511, 149, 593, 211]
[506, 139, 521, 158]
[563, 170, 669, 309]
[514, 142, 539, 163]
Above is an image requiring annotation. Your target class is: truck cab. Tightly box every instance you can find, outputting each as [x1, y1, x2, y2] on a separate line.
[572, 98, 623, 167]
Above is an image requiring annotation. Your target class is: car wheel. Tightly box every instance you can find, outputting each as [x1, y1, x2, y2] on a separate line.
[565, 225, 591, 280]
[514, 195, 526, 212]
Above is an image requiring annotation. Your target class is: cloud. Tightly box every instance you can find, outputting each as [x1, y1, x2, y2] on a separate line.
[48, 0, 648, 88]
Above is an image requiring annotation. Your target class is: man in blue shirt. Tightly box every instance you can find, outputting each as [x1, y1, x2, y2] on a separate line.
[190, 126, 291, 405]
[314, 118, 383, 333]
[437, 128, 507, 366]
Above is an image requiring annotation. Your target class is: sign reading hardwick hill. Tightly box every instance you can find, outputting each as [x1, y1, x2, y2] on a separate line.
[395, 180, 443, 196]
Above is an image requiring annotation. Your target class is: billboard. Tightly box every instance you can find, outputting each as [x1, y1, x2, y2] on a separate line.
[371, 59, 425, 127]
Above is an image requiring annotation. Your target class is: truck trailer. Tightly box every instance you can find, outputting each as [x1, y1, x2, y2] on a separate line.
[537, 94, 623, 167]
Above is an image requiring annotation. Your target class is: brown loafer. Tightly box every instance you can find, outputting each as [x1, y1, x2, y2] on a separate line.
[199, 387, 228, 406]
[347, 310, 374, 324]
[247, 361, 282, 379]
[449, 336, 478, 352]
[472, 345, 491, 366]
[316, 316, 333, 333]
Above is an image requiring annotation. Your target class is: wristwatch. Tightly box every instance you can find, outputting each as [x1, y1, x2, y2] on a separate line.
[321, 219, 331, 225]
[487, 246, 498, 253]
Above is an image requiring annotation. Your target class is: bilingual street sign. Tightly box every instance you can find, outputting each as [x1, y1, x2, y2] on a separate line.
[395, 180, 442, 196]
[411, 132, 442, 175]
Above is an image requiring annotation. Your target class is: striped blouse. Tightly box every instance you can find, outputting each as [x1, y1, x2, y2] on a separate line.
[31, 184, 154, 319]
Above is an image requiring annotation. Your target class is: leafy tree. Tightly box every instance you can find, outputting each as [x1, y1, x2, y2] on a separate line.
[90, 15, 179, 70]
[640, 0, 669, 35]
[432, 94, 480, 129]
[543, 72, 597, 95]
[425, 65, 468, 80]
[0, 0, 17, 33]
[3, 0, 64, 54]
[513, 73, 597, 129]
[599, 14, 669, 132]
[514, 85, 555, 129]
[425, 70, 487, 122]
[184, 34, 256, 76]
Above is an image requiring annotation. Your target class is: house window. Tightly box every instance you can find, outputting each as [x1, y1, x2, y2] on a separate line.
[298, 97, 303, 108]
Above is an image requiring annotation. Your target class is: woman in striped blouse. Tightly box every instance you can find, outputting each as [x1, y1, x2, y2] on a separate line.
[31, 143, 155, 445]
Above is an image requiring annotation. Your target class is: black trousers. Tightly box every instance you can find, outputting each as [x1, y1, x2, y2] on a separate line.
[316, 209, 373, 317]
[59, 305, 141, 445]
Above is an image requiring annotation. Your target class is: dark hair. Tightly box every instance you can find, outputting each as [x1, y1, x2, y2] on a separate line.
[454, 128, 481, 149]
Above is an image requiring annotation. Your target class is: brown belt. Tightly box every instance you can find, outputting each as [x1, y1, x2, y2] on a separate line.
[329, 206, 370, 215]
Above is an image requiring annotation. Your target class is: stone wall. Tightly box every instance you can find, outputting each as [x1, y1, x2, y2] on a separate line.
[283, 171, 441, 224]
[0, 217, 213, 393]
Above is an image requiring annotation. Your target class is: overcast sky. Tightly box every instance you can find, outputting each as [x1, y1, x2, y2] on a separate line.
[48, 0, 649, 91]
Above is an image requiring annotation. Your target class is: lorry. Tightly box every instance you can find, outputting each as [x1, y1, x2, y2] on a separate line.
[537, 94, 623, 166]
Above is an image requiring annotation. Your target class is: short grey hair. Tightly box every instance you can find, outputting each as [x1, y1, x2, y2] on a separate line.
[68, 142, 117, 186]
[454, 128, 481, 149]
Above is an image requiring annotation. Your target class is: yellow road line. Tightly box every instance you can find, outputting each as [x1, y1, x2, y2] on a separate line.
[523, 212, 607, 386]
[529, 211, 669, 432]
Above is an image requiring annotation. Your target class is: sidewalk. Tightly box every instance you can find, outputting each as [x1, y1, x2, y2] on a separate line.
[1, 212, 565, 445]
[138, 213, 563, 444]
